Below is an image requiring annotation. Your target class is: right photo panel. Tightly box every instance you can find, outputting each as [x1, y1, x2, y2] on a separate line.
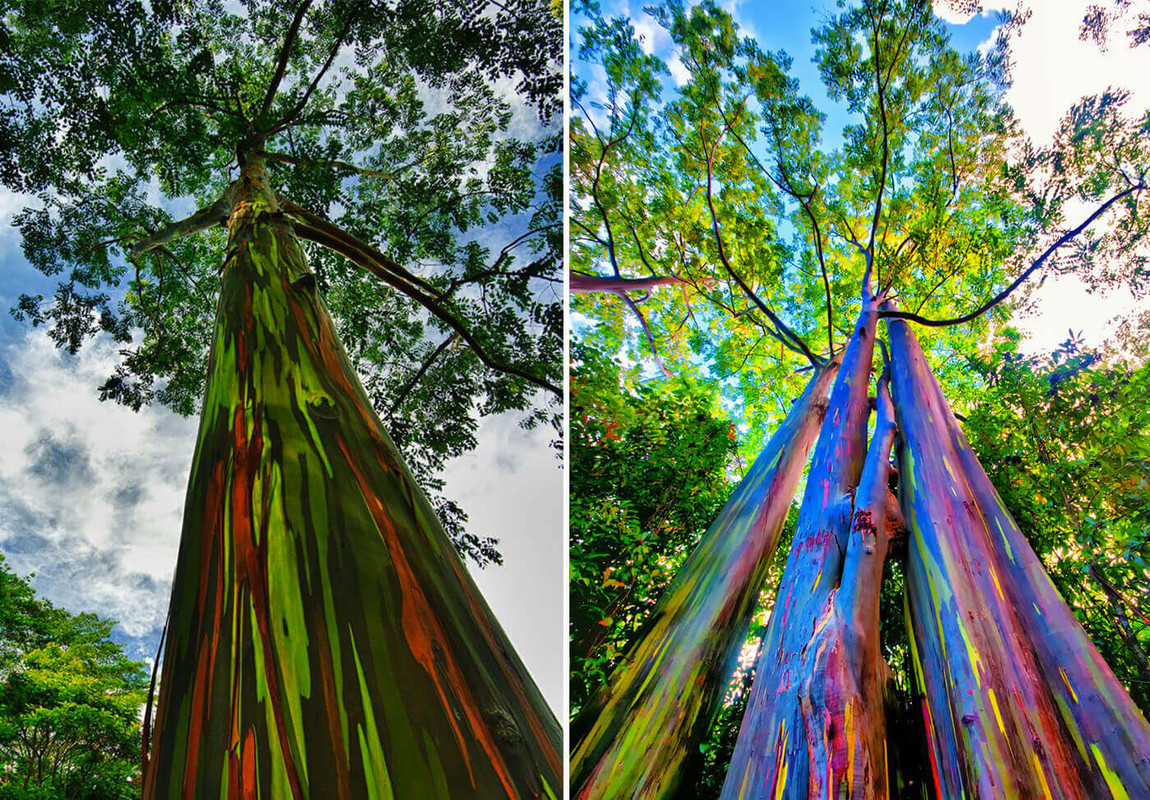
[567, 1, 1150, 798]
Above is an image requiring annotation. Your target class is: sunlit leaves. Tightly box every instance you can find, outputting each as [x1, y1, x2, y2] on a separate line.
[0, 554, 148, 798]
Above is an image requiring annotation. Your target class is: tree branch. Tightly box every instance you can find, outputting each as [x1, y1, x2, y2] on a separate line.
[387, 332, 460, 417]
[129, 196, 232, 259]
[569, 273, 682, 293]
[281, 199, 561, 397]
[274, 3, 361, 132]
[881, 183, 1145, 327]
[703, 131, 821, 365]
[259, 0, 315, 120]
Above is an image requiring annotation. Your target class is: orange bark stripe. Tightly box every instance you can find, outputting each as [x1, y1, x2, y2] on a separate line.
[336, 435, 521, 797]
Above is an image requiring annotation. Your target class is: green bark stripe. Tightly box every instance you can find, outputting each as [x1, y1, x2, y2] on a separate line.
[143, 182, 560, 799]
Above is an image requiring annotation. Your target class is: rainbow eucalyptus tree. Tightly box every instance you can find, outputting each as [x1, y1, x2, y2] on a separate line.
[570, 362, 838, 797]
[889, 317, 1150, 798]
[571, 1, 1150, 797]
[0, 0, 562, 796]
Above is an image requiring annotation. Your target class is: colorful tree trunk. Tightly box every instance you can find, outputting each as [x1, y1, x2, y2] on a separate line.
[570, 363, 839, 800]
[889, 318, 1150, 800]
[142, 163, 561, 799]
[792, 372, 900, 799]
[721, 299, 881, 800]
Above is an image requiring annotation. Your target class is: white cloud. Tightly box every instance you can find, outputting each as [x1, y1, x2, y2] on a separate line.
[990, 1, 1150, 144]
[445, 413, 564, 716]
[0, 331, 196, 641]
[966, 1, 1150, 350]
[0, 324, 563, 712]
[934, 0, 1013, 26]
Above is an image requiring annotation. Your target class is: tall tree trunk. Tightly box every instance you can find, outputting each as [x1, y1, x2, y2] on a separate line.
[570, 363, 840, 800]
[889, 318, 1150, 800]
[142, 160, 561, 800]
[721, 298, 880, 800]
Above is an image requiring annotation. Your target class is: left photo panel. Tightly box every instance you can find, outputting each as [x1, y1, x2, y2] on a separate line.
[0, 1, 564, 798]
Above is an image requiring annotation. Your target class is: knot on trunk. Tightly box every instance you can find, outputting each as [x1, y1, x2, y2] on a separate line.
[484, 707, 524, 748]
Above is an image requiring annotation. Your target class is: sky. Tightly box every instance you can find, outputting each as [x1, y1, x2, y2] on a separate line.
[0, 18, 564, 714]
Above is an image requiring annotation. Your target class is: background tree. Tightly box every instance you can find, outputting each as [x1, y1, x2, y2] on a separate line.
[570, 0, 1150, 797]
[0, 554, 148, 800]
[568, 339, 738, 712]
[0, 0, 563, 796]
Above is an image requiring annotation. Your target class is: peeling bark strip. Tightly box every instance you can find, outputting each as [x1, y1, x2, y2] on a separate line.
[721, 300, 880, 800]
[889, 319, 1150, 800]
[142, 170, 561, 799]
[570, 364, 839, 800]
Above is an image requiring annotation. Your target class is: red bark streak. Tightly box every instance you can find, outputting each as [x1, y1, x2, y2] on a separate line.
[230, 403, 305, 800]
[312, 609, 352, 800]
[335, 436, 521, 798]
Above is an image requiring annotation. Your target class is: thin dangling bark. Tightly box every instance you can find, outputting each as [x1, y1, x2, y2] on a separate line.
[570, 363, 840, 800]
[141, 159, 561, 799]
[889, 318, 1150, 800]
[721, 297, 880, 800]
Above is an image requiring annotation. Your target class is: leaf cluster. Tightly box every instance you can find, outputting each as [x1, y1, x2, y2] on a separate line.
[568, 340, 737, 715]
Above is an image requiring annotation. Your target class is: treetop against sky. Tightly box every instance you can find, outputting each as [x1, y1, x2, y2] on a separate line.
[571, 0, 1150, 456]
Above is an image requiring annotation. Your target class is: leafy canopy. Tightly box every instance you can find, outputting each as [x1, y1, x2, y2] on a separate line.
[572, 0, 1149, 448]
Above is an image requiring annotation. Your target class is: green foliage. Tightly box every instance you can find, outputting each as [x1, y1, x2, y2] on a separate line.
[568, 339, 737, 714]
[0, 0, 562, 566]
[0, 554, 148, 800]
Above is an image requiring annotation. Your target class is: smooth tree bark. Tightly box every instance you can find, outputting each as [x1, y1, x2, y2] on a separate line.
[889, 318, 1150, 800]
[569, 273, 683, 293]
[570, 363, 840, 800]
[791, 370, 901, 800]
[142, 158, 561, 799]
[721, 294, 881, 800]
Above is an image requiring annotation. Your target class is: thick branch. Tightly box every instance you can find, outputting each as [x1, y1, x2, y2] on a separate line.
[282, 200, 561, 397]
[129, 196, 232, 259]
[569, 273, 682, 293]
[881, 184, 1145, 327]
